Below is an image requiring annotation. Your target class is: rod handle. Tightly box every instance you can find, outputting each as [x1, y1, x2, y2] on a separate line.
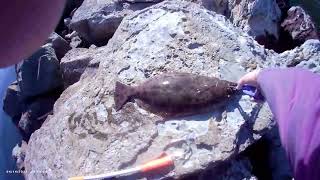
[140, 155, 174, 173]
[68, 176, 84, 180]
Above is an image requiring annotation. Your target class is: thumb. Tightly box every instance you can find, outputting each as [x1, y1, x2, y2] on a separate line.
[236, 79, 245, 90]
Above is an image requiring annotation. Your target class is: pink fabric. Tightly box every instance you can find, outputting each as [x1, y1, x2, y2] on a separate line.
[258, 68, 320, 180]
[0, 0, 65, 67]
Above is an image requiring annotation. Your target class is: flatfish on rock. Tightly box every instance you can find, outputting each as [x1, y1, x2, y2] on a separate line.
[114, 72, 238, 117]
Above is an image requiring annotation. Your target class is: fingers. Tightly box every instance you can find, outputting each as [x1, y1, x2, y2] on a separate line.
[236, 69, 261, 90]
[236, 79, 245, 90]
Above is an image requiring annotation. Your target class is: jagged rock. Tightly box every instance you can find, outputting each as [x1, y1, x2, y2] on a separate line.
[70, 36, 83, 48]
[18, 96, 56, 141]
[17, 45, 63, 98]
[289, 0, 320, 29]
[45, 32, 71, 60]
[25, 1, 276, 179]
[70, 0, 282, 47]
[270, 39, 320, 73]
[55, 0, 85, 35]
[191, 0, 282, 41]
[3, 82, 23, 124]
[60, 48, 100, 88]
[65, 31, 86, 48]
[281, 6, 319, 43]
[70, 0, 163, 46]
[191, 0, 283, 49]
[3, 45, 64, 139]
[12, 141, 28, 171]
[276, 0, 289, 10]
[229, 0, 281, 41]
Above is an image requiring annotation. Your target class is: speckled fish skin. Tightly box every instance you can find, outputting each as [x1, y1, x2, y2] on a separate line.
[115, 73, 237, 117]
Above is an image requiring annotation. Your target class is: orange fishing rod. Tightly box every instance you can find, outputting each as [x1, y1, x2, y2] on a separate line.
[68, 154, 174, 180]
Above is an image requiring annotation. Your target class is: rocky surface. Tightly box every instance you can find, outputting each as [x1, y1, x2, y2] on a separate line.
[3, 44, 64, 140]
[70, 0, 283, 48]
[60, 47, 100, 88]
[228, 0, 282, 41]
[55, 0, 85, 36]
[281, 6, 319, 43]
[25, 1, 276, 179]
[3, 82, 23, 124]
[18, 96, 56, 140]
[290, 0, 320, 30]
[270, 39, 320, 72]
[12, 141, 28, 172]
[17, 45, 63, 98]
[45, 32, 71, 60]
[70, 0, 163, 46]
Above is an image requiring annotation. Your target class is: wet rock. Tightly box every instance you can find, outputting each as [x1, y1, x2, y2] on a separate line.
[25, 1, 276, 179]
[281, 6, 319, 43]
[17, 45, 63, 99]
[60, 48, 100, 88]
[70, 0, 163, 46]
[12, 141, 28, 171]
[3, 82, 23, 124]
[18, 96, 56, 141]
[45, 32, 71, 60]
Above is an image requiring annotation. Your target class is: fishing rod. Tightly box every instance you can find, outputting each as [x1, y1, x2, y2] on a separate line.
[68, 154, 174, 180]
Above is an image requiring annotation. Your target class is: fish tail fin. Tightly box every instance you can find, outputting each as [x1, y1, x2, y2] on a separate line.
[114, 81, 134, 111]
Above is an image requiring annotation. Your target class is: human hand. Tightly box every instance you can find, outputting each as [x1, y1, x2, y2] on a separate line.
[236, 69, 261, 90]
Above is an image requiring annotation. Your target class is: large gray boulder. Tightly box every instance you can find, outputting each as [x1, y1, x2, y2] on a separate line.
[70, 0, 281, 46]
[228, 0, 281, 41]
[17, 45, 63, 98]
[25, 1, 275, 179]
[198, 0, 282, 43]
[70, 0, 162, 46]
